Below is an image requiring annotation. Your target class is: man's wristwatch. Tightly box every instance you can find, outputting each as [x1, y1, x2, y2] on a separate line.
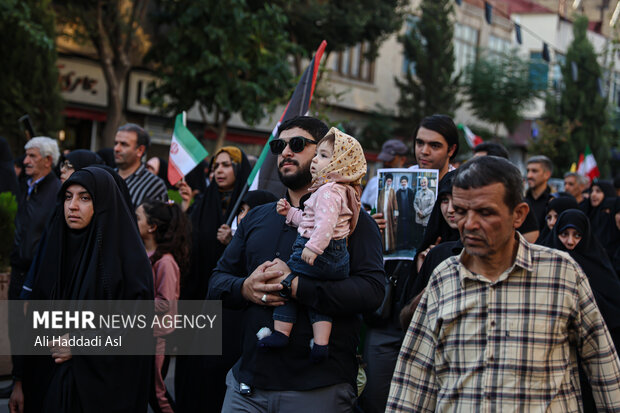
[279, 273, 298, 298]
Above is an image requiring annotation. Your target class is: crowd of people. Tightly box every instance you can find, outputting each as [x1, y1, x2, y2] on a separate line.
[2, 113, 620, 412]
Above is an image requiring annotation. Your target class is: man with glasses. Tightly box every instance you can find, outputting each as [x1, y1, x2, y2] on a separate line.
[209, 116, 385, 412]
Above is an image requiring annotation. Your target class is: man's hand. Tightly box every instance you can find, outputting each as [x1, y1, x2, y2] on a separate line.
[9, 380, 23, 413]
[216, 224, 233, 245]
[241, 261, 287, 306]
[371, 212, 386, 232]
[276, 199, 290, 217]
[49, 333, 72, 364]
[301, 247, 318, 266]
[267, 259, 299, 299]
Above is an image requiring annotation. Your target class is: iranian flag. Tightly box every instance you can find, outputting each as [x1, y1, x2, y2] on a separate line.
[576, 145, 600, 181]
[458, 124, 484, 148]
[167, 112, 209, 185]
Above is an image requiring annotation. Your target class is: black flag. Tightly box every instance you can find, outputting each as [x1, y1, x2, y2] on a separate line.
[542, 42, 550, 62]
[485, 2, 492, 25]
[515, 23, 522, 44]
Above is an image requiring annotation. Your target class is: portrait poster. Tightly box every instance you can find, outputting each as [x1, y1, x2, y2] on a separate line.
[375, 168, 439, 260]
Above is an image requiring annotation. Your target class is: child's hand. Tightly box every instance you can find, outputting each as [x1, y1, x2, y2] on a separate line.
[276, 198, 290, 216]
[301, 247, 318, 266]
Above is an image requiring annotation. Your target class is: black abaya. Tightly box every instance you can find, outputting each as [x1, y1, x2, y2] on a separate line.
[176, 148, 251, 413]
[24, 167, 154, 413]
[544, 209, 620, 345]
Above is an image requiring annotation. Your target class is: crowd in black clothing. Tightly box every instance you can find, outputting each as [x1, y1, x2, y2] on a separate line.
[3, 116, 620, 413]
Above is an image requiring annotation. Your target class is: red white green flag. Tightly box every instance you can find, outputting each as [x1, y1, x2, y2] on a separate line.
[458, 124, 483, 148]
[577, 145, 600, 181]
[167, 112, 209, 186]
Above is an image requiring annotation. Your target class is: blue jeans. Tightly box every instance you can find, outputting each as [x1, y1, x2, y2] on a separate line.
[274, 236, 349, 324]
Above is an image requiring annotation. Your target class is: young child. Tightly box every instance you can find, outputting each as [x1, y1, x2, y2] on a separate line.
[136, 200, 191, 413]
[257, 127, 367, 362]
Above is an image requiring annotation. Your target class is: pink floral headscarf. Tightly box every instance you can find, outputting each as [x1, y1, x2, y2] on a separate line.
[309, 127, 367, 232]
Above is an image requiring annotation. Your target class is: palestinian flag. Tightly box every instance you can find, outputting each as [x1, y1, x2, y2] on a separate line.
[250, 40, 327, 194]
[577, 145, 600, 181]
[167, 112, 209, 185]
[458, 124, 484, 148]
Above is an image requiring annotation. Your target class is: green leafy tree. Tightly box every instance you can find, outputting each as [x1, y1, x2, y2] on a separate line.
[463, 49, 539, 137]
[56, 0, 151, 147]
[544, 16, 611, 176]
[0, 0, 63, 153]
[147, 0, 296, 151]
[395, 0, 460, 134]
[527, 119, 577, 163]
[358, 109, 398, 152]
[275, 0, 405, 75]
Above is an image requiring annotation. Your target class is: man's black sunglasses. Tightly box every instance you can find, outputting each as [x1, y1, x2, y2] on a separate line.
[269, 136, 317, 155]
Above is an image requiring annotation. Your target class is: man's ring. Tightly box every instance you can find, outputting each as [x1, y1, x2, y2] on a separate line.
[261, 294, 268, 303]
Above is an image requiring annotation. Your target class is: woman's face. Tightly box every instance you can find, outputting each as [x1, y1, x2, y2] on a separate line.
[440, 194, 457, 229]
[146, 157, 160, 175]
[546, 210, 558, 230]
[590, 186, 605, 207]
[64, 184, 94, 230]
[237, 203, 251, 224]
[135, 205, 152, 240]
[213, 152, 235, 191]
[558, 227, 582, 250]
[59, 159, 75, 184]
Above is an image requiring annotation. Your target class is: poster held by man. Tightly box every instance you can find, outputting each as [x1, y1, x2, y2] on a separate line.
[376, 168, 438, 260]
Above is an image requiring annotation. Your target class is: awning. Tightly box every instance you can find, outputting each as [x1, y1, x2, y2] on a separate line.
[63, 107, 107, 122]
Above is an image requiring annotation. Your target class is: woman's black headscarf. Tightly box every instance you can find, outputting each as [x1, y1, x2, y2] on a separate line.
[418, 170, 459, 254]
[0, 137, 19, 196]
[546, 209, 620, 340]
[151, 156, 173, 189]
[536, 195, 579, 245]
[185, 160, 207, 194]
[24, 167, 153, 413]
[184, 147, 251, 300]
[547, 208, 620, 413]
[64, 149, 104, 171]
[96, 148, 116, 167]
[581, 179, 616, 248]
[88, 164, 134, 220]
[397, 171, 459, 321]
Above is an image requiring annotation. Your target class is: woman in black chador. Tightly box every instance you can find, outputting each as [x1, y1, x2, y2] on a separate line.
[175, 146, 251, 413]
[545, 209, 620, 413]
[23, 167, 154, 413]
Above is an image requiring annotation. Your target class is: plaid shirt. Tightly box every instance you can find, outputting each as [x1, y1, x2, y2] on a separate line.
[387, 233, 620, 412]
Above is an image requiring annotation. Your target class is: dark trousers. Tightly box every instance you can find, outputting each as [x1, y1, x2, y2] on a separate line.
[221, 369, 356, 413]
[357, 327, 403, 413]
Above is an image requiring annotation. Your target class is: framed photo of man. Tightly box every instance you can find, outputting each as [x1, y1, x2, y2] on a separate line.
[376, 168, 438, 260]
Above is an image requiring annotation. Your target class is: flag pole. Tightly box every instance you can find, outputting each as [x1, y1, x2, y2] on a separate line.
[225, 40, 327, 226]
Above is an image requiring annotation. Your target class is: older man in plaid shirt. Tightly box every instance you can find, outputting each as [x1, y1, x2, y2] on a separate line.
[387, 156, 620, 412]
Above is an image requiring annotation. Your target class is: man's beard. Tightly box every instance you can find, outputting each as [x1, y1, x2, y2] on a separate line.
[278, 158, 313, 190]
